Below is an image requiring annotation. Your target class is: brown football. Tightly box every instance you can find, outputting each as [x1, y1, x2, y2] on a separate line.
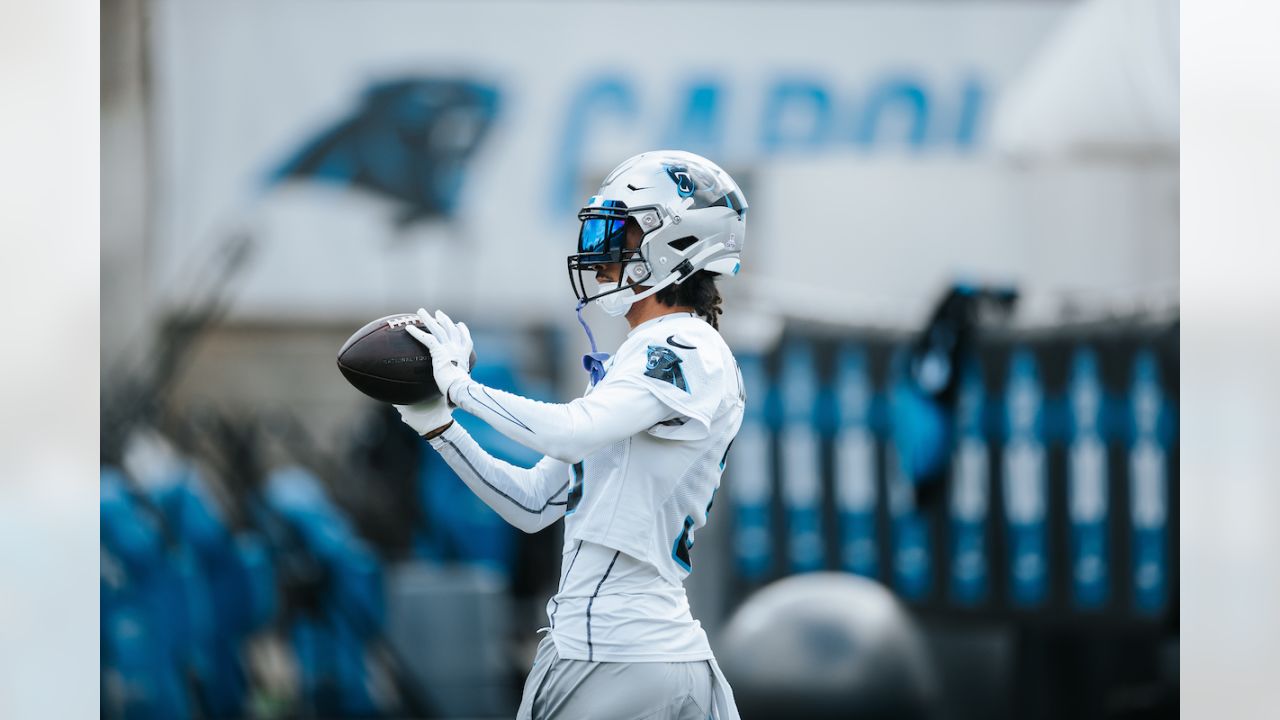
[337, 313, 476, 405]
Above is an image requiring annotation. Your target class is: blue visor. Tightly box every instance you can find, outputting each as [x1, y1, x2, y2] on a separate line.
[577, 196, 630, 259]
[579, 216, 627, 255]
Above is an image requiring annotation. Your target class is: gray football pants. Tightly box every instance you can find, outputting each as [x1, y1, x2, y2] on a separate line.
[516, 634, 713, 720]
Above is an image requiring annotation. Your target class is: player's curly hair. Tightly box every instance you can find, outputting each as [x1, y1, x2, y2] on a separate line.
[655, 270, 724, 330]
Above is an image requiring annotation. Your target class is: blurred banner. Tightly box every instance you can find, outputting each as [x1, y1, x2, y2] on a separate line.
[149, 0, 1068, 323]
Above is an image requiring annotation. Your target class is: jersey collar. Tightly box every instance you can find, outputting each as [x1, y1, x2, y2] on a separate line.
[626, 311, 696, 338]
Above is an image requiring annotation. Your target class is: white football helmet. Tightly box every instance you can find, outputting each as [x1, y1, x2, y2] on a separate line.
[568, 150, 747, 305]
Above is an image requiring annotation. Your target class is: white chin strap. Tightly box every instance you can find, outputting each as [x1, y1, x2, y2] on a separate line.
[629, 241, 728, 302]
[596, 241, 728, 314]
[622, 271, 679, 304]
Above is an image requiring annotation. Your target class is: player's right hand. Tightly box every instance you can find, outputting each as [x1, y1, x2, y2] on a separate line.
[405, 308, 474, 404]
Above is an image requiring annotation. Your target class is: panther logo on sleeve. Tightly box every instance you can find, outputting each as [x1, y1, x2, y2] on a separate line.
[644, 345, 689, 392]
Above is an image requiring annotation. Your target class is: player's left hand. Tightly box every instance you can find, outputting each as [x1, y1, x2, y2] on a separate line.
[405, 308, 473, 403]
[394, 394, 453, 437]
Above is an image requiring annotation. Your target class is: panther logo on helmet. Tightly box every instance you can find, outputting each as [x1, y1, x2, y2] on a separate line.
[665, 165, 696, 198]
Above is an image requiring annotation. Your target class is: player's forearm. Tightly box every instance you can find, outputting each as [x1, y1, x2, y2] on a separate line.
[427, 422, 568, 533]
[448, 377, 670, 463]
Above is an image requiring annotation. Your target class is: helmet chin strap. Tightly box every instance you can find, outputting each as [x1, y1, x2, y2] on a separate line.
[625, 273, 677, 304]
[626, 241, 727, 303]
[574, 261, 650, 382]
[575, 299, 611, 385]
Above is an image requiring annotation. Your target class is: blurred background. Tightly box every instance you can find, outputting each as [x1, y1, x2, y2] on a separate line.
[100, 1, 1178, 718]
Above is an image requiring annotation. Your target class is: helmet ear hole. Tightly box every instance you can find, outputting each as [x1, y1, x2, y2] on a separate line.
[668, 235, 698, 252]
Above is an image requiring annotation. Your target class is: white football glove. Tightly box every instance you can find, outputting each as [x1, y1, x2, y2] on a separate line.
[394, 395, 453, 437]
[405, 308, 473, 404]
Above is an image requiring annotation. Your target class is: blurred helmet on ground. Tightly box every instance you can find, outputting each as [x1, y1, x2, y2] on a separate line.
[720, 572, 941, 720]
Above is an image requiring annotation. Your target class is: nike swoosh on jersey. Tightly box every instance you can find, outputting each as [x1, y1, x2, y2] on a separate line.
[666, 334, 696, 350]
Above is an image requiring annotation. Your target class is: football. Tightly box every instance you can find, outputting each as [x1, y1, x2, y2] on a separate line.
[336, 313, 476, 405]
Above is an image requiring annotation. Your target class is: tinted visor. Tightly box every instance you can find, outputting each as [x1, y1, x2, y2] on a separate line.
[576, 196, 629, 263]
[578, 216, 627, 260]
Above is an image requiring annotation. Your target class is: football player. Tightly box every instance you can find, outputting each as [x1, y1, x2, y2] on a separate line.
[396, 150, 748, 720]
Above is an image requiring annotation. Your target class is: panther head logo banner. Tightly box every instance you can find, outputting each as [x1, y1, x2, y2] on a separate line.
[270, 77, 499, 226]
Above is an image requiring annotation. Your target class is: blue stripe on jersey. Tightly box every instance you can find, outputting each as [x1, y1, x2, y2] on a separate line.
[672, 516, 696, 572]
[566, 462, 585, 515]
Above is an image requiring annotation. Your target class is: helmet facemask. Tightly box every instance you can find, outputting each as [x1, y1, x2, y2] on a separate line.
[567, 197, 662, 304]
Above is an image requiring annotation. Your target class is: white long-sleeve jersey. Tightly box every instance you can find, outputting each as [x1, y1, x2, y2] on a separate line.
[425, 312, 745, 669]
